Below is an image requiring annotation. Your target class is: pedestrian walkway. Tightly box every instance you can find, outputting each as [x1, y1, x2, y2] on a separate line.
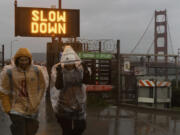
[0, 97, 61, 135]
[36, 96, 61, 135]
[1, 99, 180, 135]
[0, 107, 11, 135]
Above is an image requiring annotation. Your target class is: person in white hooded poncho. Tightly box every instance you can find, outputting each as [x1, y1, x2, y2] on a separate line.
[51, 46, 90, 135]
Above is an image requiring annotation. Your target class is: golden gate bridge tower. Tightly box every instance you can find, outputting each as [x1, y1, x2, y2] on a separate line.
[154, 10, 168, 62]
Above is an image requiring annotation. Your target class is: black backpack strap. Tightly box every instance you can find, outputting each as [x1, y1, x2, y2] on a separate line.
[7, 69, 13, 92]
[7, 69, 13, 104]
[55, 64, 64, 90]
[33, 66, 40, 91]
[82, 62, 90, 84]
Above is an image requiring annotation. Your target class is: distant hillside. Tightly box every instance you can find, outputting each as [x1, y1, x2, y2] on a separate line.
[32, 53, 46, 62]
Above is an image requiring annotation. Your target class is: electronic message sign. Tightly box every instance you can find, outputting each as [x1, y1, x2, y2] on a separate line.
[15, 7, 80, 37]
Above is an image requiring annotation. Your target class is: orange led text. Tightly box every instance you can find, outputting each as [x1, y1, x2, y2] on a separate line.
[31, 10, 67, 35]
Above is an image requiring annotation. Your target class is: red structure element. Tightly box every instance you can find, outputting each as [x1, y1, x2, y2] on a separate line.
[154, 10, 168, 62]
[86, 85, 113, 92]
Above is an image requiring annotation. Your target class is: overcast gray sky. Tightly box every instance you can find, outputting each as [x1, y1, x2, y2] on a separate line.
[0, 0, 180, 59]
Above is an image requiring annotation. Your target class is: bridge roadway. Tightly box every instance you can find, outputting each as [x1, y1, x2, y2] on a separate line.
[1, 99, 180, 135]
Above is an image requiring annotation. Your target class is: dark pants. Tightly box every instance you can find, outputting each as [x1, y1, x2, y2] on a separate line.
[9, 114, 39, 135]
[56, 117, 86, 135]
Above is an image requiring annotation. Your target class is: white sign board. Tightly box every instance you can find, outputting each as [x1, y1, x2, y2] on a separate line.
[134, 66, 146, 75]
[124, 61, 130, 72]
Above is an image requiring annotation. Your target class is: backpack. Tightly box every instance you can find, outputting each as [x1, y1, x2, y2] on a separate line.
[7, 66, 40, 92]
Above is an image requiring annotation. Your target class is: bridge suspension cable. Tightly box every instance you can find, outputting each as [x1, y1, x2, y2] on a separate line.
[167, 23, 174, 54]
[130, 15, 154, 54]
[146, 40, 154, 54]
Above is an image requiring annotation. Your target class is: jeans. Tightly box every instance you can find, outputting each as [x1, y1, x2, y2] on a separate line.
[9, 114, 39, 135]
[56, 116, 86, 135]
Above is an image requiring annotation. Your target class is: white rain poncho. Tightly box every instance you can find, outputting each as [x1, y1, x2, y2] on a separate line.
[51, 45, 87, 120]
[51, 45, 82, 86]
[60, 45, 82, 65]
[0, 56, 49, 116]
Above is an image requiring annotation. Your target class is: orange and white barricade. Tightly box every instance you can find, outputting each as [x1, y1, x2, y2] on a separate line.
[156, 81, 171, 87]
[138, 79, 172, 106]
[138, 80, 155, 103]
[138, 80, 155, 87]
[156, 81, 171, 104]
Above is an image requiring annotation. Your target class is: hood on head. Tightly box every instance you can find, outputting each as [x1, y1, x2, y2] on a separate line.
[14, 48, 32, 64]
[60, 45, 81, 66]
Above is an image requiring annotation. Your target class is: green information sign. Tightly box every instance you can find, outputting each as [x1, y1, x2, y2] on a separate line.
[78, 52, 113, 59]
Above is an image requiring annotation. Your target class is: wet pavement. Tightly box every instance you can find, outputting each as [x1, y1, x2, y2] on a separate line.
[85, 106, 180, 135]
[1, 100, 180, 135]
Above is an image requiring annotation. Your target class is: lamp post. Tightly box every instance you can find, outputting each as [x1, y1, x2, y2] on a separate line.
[10, 39, 18, 58]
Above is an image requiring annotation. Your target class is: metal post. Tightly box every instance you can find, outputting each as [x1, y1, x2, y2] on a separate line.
[14, 0, 17, 36]
[154, 79, 157, 108]
[51, 3, 56, 54]
[117, 40, 120, 105]
[59, 0, 61, 9]
[175, 56, 178, 88]
[58, 0, 62, 43]
[10, 41, 12, 58]
[46, 42, 56, 122]
[98, 41, 101, 84]
[154, 65, 157, 108]
[165, 56, 168, 80]
[87, 43, 89, 51]
[99, 41, 101, 52]
[147, 56, 150, 75]
[2, 45, 4, 67]
[46, 0, 62, 120]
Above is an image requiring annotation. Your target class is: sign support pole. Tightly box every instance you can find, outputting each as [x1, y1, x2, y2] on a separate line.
[59, 0, 61, 9]
[58, 0, 62, 43]
[117, 40, 121, 105]
[45, 0, 62, 122]
[14, 0, 17, 36]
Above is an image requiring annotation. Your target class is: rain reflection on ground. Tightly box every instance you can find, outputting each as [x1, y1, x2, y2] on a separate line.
[85, 106, 180, 135]
[1, 102, 180, 135]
